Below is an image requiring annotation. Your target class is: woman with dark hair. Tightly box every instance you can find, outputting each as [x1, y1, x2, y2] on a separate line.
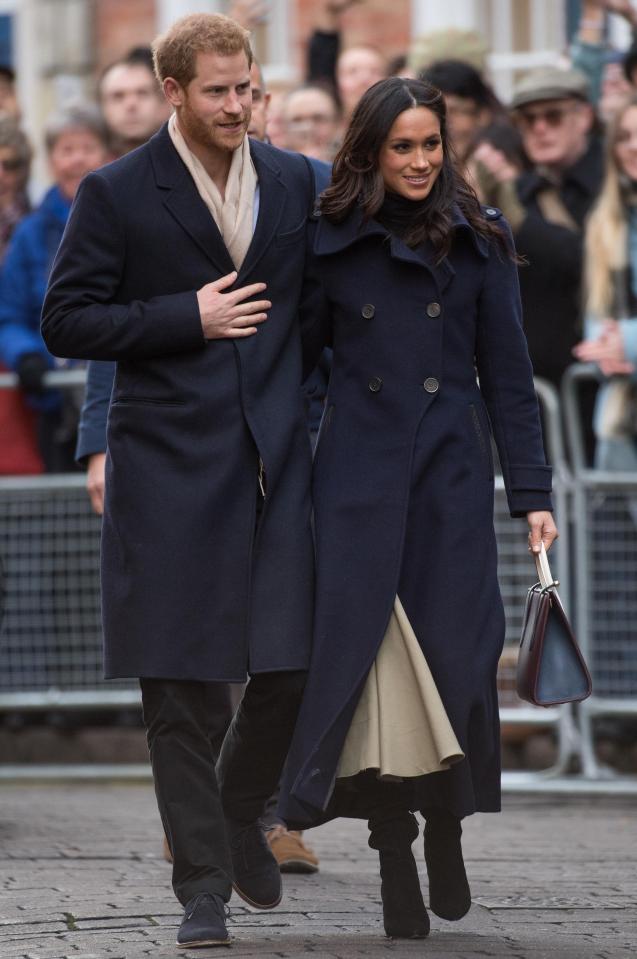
[280, 77, 557, 939]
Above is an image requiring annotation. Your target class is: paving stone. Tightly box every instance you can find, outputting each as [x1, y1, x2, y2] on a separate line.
[0, 785, 636, 958]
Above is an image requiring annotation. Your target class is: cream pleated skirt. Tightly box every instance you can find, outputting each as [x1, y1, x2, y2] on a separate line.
[337, 596, 465, 781]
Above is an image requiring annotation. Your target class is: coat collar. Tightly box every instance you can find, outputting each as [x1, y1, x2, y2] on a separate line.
[313, 200, 488, 294]
[314, 201, 489, 258]
[517, 136, 603, 208]
[148, 123, 286, 280]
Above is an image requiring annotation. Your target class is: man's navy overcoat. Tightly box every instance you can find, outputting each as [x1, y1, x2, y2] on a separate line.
[279, 205, 553, 826]
[42, 126, 320, 681]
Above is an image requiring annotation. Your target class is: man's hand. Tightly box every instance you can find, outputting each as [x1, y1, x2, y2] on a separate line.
[227, 0, 269, 29]
[316, 0, 364, 31]
[472, 143, 518, 185]
[527, 511, 559, 554]
[197, 271, 271, 340]
[86, 452, 107, 516]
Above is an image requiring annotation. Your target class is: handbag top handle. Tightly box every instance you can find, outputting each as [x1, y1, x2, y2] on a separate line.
[535, 543, 558, 590]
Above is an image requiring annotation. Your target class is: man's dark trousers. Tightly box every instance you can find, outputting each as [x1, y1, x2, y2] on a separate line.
[140, 671, 306, 904]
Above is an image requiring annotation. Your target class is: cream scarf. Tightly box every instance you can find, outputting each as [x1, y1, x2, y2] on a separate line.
[168, 112, 257, 270]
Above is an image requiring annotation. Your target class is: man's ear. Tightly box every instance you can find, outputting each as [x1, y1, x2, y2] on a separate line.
[163, 77, 183, 108]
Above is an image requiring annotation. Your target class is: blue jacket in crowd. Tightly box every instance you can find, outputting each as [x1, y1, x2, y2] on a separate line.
[0, 185, 72, 408]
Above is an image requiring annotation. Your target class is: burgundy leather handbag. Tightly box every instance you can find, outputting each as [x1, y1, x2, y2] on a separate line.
[517, 545, 592, 707]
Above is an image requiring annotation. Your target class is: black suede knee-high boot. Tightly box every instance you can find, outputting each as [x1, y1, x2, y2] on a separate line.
[368, 808, 430, 939]
[422, 807, 471, 920]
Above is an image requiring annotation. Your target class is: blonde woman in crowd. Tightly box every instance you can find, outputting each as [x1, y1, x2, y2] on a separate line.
[574, 93, 637, 469]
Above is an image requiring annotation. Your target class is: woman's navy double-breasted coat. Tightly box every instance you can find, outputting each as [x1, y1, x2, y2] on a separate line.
[280, 204, 553, 825]
[41, 127, 325, 681]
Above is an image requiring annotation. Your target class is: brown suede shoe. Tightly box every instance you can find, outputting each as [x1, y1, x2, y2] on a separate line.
[266, 825, 319, 874]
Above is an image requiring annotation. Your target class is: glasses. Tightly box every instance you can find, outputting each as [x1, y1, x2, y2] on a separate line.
[0, 157, 23, 172]
[516, 104, 576, 130]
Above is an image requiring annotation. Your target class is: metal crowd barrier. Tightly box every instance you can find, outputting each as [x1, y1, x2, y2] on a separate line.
[0, 366, 139, 715]
[0, 370, 145, 779]
[562, 364, 637, 783]
[0, 370, 603, 785]
[496, 377, 580, 787]
[0, 473, 140, 709]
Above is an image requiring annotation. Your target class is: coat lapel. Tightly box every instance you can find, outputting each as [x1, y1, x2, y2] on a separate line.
[149, 124, 236, 276]
[315, 207, 456, 295]
[229, 142, 288, 375]
[236, 140, 286, 283]
[388, 236, 455, 295]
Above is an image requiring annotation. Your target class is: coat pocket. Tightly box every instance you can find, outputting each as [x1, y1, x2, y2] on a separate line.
[469, 403, 494, 480]
[112, 396, 186, 408]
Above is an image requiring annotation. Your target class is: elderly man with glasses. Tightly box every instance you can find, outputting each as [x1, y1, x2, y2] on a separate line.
[475, 67, 603, 402]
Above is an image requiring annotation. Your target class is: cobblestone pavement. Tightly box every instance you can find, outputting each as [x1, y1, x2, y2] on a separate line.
[0, 784, 635, 959]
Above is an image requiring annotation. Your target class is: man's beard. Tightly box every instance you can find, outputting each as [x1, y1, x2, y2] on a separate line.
[180, 98, 249, 154]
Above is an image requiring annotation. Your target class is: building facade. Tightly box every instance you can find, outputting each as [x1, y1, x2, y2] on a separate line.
[1, 0, 625, 194]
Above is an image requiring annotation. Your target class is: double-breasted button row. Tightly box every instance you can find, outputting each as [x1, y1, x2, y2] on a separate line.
[362, 302, 440, 320]
[368, 377, 438, 394]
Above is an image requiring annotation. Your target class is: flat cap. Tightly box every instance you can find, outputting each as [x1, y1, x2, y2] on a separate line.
[409, 28, 488, 73]
[511, 66, 590, 109]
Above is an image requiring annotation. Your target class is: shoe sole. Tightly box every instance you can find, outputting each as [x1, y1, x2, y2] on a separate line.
[385, 932, 430, 940]
[176, 937, 232, 948]
[232, 882, 282, 910]
[429, 902, 471, 921]
[278, 860, 319, 874]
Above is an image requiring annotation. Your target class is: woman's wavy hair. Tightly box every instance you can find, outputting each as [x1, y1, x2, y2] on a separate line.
[320, 77, 506, 260]
[585, 92, 637, 317]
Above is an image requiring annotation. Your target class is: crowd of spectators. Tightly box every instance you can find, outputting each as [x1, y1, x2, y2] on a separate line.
[3, 0, 637, 477]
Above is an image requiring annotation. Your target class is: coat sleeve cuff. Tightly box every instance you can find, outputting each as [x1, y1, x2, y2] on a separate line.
[507, 489, 554, 519]
[75, 426, 105, 464]
[505, 464, 553, 518]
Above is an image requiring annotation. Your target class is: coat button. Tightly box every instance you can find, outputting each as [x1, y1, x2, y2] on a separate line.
[310, 768, 322, 781]
[426, 302, 441, 318]
[368, 377, 383, 393]
[361, 303, 375, 319]
[423, 377, 439, 393]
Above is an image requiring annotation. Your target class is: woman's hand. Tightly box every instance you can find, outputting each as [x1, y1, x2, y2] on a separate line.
[572, 319, 635, 376]
[527, 511, 558, 554]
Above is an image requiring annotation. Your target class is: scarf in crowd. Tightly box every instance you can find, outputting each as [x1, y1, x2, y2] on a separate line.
[168, 112, 257, 270]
